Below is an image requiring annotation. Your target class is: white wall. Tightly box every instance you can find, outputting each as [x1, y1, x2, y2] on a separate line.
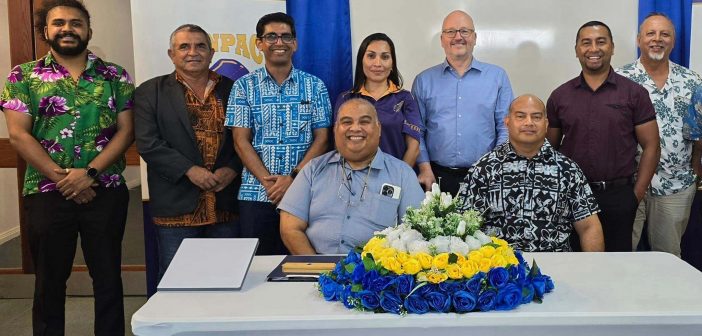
[350, 0, 639, 101]
[691, 2, 702, 74]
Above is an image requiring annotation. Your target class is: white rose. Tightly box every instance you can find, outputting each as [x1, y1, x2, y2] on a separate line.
[429, 236, 451, 253]
[440, 193, 452, 208]
[408, 240, 430, 254]
[449, 237, 470, 256]
[386, 229, 402, 243]
[431, 183, 441, 196]
[400, 229, 423, 244]
[456, 220, 467, 236]
[390, 239, 407, 253]
[464, 235, 482, 251]
[473, 230, 493, 245]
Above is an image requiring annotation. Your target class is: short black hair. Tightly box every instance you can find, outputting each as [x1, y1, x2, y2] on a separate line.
[170, 24, 212, 50]
[34, 0, 91, 42]
[256, 12, 296, 38]
[352, 33, 403, 93]
[575, 21, 613, 44]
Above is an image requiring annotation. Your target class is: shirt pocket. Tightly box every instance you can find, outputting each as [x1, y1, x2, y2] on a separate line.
[362, 192, 401, 230]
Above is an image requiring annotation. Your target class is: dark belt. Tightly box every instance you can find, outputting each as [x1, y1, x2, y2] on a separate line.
[589, 176, 634, 192]
[430, 161, 470, 176]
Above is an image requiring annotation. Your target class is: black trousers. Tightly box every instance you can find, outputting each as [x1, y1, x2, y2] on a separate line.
[571, 184, 637, 252]
[430, 162, 470, 197]
[239, 200, 289, 255]
[25, 185, 128, 336]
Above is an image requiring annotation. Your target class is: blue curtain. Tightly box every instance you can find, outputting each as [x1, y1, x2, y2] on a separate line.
[287, 0, 353, 108]
[638, 0, 693, 67]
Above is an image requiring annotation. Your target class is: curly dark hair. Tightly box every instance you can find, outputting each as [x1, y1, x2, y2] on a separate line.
[34, 0, 91, 42]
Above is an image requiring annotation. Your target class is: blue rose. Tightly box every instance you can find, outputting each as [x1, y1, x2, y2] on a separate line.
[452, 290, 477, 313]
[351, 263, 366, 283]
[425, 291, 451, 313]
[404, 293, 430, 314]
[509, 264, 526, 285]
[439, 280, 461, 293]
[369, 276, 392, 293]
[319, 275, 339, 301]
[477, 289, 497, 311]
[546, 276, 555, 292]
[415, 283, 435, 296]
[393, 274, 415, 296]
[521, 283, 535, 304]
[340, 286, 356, 309]
[380, 291, 403, 314]
[346, 251, 361, 264]
[515, 251, 526, 266]
[465, 276, 482, 295]
[487, 267, 510, 289]
[362, 269, 380, 289]
[359, 290, 380, 310]
[495, 283, 522, 310]
[531, 275, 547, 297]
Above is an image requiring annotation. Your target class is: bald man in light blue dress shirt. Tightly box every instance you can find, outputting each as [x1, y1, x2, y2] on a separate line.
[278, 99, 424, 254]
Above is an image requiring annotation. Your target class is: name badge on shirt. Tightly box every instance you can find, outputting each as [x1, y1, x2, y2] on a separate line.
[393, 101, 404, 113]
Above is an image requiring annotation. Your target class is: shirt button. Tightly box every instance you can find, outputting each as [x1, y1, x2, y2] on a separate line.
[279, 140, 283, 144]
[341, 240, 345, 244]
[346, 215, 350, 219]
[458, 114, 461, 117]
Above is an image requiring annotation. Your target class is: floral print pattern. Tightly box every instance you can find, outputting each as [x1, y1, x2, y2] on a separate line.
[617, 60, 702, 196]
[0, 51, 135, 195]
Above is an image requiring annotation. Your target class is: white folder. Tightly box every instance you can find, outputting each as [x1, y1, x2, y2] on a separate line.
[157, 238, 259, 291]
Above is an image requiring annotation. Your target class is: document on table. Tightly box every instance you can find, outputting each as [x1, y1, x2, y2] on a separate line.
[158, 238, 259, 291]
[267, 255, 345, 282]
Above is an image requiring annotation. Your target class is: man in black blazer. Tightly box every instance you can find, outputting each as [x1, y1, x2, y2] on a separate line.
[135, 24, 242, 280]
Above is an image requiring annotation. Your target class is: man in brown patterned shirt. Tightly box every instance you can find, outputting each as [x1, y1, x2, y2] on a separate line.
[135, 24, 242, 280]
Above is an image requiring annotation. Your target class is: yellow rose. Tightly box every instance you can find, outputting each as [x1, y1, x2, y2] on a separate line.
[380, 247, 398, 259]
[415, 253, 433, 269]
[479, 245, 496, 258]
[496, 246, 508, 256]
[492, 237, 509, 247]
[468, 250, 484, 262]
[490, 254, 507, 268]
[478, 258, 492, 273]
[380, 256, 404, 274]
[460, 260, 478, 278]
[396, 252, 410, 264]
[363, 236, 384, 252]
[508, 256, 519, 265]
[432, 253, 450, 270]
[426, 271, 449, 284]
[454, 254, 466, 264]
[416, 271, 428, 282]
[446, 264, 463, 279]
[402, 258, 422, 275]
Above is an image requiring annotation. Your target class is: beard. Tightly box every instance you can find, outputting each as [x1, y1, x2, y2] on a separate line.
[48, 32, 89, 56]
[647, 50, 666, 61]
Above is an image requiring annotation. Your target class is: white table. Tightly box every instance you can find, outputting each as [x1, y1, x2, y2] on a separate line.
[131, 252, 702, 336]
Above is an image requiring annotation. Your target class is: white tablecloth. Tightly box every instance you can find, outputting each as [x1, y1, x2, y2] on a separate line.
[131, 252, 702, 336]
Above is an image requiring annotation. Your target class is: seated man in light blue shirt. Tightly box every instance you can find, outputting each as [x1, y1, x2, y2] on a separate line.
[412, 10, 513, 196]
[278, 99, 425, 254]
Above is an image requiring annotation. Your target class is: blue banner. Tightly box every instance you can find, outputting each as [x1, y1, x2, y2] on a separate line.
[287, 0, 353, 108]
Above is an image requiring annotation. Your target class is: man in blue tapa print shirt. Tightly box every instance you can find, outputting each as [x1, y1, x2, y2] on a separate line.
[225, 12, 332, 255]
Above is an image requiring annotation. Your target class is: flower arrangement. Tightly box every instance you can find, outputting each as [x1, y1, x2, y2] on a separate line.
[317, 184, 554, 314]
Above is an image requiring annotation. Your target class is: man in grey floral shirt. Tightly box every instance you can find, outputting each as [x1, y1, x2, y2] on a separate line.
[616, 12, 702, 257]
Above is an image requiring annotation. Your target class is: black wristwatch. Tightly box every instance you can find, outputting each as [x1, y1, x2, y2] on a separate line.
[86, 165, 99, 179]
[290, 167, 300, 179]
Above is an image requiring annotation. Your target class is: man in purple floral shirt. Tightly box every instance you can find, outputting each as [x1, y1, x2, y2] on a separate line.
[0, 1, 134, 335]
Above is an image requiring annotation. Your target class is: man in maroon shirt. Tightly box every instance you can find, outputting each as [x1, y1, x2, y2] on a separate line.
[546, 21, 660, 252]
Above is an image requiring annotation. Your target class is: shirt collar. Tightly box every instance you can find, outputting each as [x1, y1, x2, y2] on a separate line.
[503, 139, 553, 161]
[328, 148, 386, 170]
[43, 50, 99, 71]
[359, 81, 400, 99]
[261, 66, 296, 85]
[442, 58, 485, 75]
[575, 66, 617, 90]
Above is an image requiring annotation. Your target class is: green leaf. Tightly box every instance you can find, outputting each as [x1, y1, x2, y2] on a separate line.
[529, 259, 541, 278]
[362, 255, 375, 271]
[351, 284, 363, 293]
[344, 263, 356, 274]
[448, 253, 458, 264]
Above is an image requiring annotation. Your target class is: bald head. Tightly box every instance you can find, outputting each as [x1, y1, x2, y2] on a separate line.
[509, 94, 546, 115]
[335, 98, 381, 167]
[441, 10, 477, 62]
[443, 10, 474, 28]
[335, 98, 378, 124]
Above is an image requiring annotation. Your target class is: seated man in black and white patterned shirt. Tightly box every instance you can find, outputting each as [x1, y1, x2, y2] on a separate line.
[456, 94, 605, 252]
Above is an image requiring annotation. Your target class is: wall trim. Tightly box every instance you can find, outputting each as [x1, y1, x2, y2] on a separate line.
[0, 226, 21, 246]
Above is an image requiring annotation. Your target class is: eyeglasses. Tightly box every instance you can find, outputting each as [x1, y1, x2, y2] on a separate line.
[337, 159, 371, 207]
[441, 28, 475, 38]
[260, 33, 295, 44]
